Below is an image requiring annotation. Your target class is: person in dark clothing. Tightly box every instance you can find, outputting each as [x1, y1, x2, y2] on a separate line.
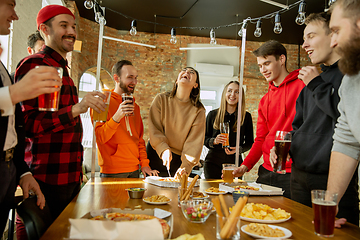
[204, 81, 254, 179]
[270, 12, 359, 226]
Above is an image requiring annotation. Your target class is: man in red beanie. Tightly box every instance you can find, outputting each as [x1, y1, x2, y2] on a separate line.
[14, 4, 107, 235]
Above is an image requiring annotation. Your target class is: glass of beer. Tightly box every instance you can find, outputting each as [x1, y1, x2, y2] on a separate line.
[220, 122, 230, 149]
[38, 66, 63, 111]
[311, 190, 338, 237]
[93, 90, 111, 122]
[273, 130, 291, 174]
[121, 93, 134, 116]
[222, 163, 235, 184]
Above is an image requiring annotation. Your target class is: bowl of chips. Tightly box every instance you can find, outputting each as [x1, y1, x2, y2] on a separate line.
[180, 199, 213, 223]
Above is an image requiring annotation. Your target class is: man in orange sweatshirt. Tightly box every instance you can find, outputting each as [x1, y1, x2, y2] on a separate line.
[94, 60, 159, 178]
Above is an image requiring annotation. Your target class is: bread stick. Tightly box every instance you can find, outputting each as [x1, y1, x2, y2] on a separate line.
[212, 197, 224, 229]
[181, 175, 199, 201]
[220, 196, 248, 239]
[219, 194, 229, 218]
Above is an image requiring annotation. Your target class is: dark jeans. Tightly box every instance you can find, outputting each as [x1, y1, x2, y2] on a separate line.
[100, 170, 139, 178]
[147, 142, 181, 177]
[0, 160, 16, 234]
[257, 165, 291, 199]
[291, 165, 359, 226]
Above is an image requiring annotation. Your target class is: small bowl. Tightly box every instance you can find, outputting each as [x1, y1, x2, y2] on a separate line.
[180, 199, 213, 223]
[126, 188, 146, 199]
[232, 190, 249, 204]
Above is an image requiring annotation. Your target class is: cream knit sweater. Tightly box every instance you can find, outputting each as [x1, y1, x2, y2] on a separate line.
[148, 92, 206, 173]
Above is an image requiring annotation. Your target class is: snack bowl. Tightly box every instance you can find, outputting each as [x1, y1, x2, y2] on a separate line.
[180, 199, 213, 223]
[126, 188, 146, 199]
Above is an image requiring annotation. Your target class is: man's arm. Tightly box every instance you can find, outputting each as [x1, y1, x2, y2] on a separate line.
[327, 151, 358, 203]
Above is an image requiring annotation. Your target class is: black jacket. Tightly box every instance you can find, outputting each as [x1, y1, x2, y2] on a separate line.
[291, 61, 343, 173]
[204, 109, 254, 167]
[0, 63, 29, 182]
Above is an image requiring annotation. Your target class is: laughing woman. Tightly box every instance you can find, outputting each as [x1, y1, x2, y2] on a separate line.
[204, 81, 254, 179]
[147, 67, 206, 177]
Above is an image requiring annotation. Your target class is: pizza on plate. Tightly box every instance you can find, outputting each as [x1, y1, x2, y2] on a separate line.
[91, 213, 170, 238]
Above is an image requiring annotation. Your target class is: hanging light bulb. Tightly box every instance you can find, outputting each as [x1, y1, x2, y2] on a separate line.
[210, 28, 217, 45]
[274, 12, 283, 34]
[94, 3, 106, 25]
[295, 1, 306, 25]
[238, 20, 248, 37]
[170, 28, 177, 44]
[84, 0, 93, 9]
[130, 20, 137, 36]
[254, 19, 262, 37]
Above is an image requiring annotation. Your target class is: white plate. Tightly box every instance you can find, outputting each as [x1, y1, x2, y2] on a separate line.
[240, 215, 291, 224]
[204, 190, 226, 195]
[241, 224, 292, 239]
[143, 198, 171, 205]
[192, 192, 209, 199]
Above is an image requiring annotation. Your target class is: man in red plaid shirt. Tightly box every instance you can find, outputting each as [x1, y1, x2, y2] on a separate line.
[14, 5, 106, 223]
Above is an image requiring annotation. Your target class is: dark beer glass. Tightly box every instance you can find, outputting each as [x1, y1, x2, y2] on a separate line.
[311, 190, 338, 237]
[121, 93, 134, 116]
[273, 130, 291, 174]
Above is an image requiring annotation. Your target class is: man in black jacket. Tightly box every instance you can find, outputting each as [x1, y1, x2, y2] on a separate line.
[270, 12, 359, 226]
[0, 0, 62, 234]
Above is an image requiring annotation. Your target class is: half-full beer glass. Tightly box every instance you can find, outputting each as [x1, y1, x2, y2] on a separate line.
[311, 190, 338, 237]
[220, 122, 230, 149]
[93, 90, 111, 122]
[38, 66, 63, 111]
[273, 130, 291, 174]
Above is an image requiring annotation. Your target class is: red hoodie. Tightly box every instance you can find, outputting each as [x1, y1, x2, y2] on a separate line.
[242, 69, 305, 173]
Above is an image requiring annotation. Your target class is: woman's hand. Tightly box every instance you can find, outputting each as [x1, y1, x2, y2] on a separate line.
[225, 147, 236, 155]
[213, 134, 226, 145]
[174, 167, 188, 179]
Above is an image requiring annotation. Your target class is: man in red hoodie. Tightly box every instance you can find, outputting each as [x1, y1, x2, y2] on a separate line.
[233, 40, 305, 198]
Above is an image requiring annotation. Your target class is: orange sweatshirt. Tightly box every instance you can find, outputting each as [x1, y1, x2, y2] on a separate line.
[93, 90, 149, 174]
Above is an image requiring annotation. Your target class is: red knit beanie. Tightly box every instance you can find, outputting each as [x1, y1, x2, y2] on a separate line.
[36, 5, 75, 30]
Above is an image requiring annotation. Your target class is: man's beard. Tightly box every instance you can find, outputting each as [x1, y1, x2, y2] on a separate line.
[337, 30, 360, 76]
[120, 80, 135, 93]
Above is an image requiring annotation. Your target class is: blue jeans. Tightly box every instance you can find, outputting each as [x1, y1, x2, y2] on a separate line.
[100, 170, 139, 178]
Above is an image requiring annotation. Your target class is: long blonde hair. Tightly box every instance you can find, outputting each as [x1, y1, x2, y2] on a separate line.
[213, 81, 246, 131]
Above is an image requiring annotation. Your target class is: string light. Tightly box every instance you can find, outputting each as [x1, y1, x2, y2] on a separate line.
[86, 0, 305, 38]
[130, 20, 137, 36]
[84, 0, 93, 10]
[238, 20, 248, 37]
[254, 19, 262, 37]
[295, 1, 306, 25]
[170, 28, 177, 44]
[210, 29, 216, 45]
[273, 12, 282, 34]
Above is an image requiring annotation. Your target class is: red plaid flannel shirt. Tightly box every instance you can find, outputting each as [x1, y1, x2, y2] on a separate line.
[15, 46, 83, 185]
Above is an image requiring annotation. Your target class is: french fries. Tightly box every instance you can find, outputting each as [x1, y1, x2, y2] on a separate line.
[245, 223, 285, 237]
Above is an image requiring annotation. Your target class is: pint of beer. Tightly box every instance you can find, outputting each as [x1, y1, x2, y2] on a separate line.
[273, 130, 291, 174]
[93, 90, 111, 122]
[121, 93, 134, 116]
[311, 190, 338, 237]
[220, 122, 230, 149]
[38, 67, 63, 111]
[222, 163, 235, 183]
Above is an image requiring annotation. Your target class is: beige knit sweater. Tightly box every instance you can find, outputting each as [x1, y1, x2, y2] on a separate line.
[148, 92, 206, 173]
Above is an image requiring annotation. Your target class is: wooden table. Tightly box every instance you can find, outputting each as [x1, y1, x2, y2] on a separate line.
[40, 178, 360, 240]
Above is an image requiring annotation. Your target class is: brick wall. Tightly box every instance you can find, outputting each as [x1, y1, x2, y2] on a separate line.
[70, 4, 311, 142]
